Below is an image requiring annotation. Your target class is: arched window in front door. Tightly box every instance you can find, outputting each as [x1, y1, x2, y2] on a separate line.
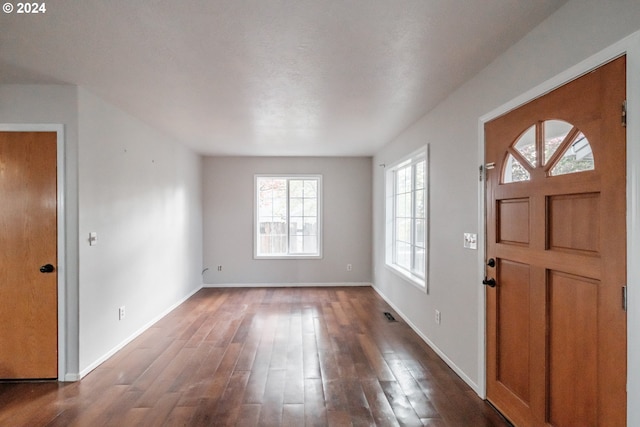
[502, 120, 594, 184]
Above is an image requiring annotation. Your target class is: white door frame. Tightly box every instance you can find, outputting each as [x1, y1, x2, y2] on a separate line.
[0, 123, 67, 381]
[477, 31, 640, 425]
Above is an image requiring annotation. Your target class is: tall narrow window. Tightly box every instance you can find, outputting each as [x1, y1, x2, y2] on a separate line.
[385, 148, 428, 289]
[255, 175, 322, 258]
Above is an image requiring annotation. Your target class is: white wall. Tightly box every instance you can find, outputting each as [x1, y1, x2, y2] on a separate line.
[1, 84, 204, 377]
[203, 156, 371, 285]
[77, 88, 203, 374]
[372, 0, 640, 409]
[0, 84, 80, 379]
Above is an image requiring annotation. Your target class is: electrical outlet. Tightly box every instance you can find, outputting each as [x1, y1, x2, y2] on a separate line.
[347, 264, 352, 271]
[435, 309, 441, 325]
[217, 265, 223, 271]
[119, 306, 126, 320]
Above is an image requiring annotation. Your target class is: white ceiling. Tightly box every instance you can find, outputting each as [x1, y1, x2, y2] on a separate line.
[0, 1, 567, 156]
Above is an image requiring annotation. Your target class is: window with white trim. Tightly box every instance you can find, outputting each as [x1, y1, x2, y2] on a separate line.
[385, 148, 428, 288]
[255, 175, 322, 259]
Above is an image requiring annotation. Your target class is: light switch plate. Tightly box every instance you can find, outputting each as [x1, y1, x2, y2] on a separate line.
[464, 233, 477, 250]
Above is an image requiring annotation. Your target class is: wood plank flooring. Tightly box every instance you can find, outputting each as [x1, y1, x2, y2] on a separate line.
[0, 287, 510, 426]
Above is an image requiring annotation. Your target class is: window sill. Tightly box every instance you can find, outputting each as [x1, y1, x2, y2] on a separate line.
[385, 264, 426, 292]
[254, 254, 323, 260]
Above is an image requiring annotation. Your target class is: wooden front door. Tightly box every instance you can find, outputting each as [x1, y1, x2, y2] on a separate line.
[0, 131, 58, 379]
[485, 57, 627, 426]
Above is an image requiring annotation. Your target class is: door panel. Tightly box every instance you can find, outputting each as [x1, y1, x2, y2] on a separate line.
[548, 271, 598, 427]
[497, 199, 530, 245]
[0, 131, 58, 379]
[547, 193, 600, 254]
[496, 260, 531, 403]
[485, 57, 626, 426]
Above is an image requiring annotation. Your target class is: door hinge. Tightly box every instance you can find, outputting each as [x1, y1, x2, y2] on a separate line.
[622, 286, 627, 312]
[622, 100, 627, 127]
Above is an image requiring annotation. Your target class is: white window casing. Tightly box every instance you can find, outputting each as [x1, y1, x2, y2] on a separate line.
[254, 174, 323, 259]
[385, 146, 428, 290]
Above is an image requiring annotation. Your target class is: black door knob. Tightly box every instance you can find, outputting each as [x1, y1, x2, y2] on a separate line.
[487, 258, 496, 268]
[482, 277, 496, 288]
[40, 264, 55, 273]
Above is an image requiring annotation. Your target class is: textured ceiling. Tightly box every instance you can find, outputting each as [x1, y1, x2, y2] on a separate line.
[0, 1, 568, 156]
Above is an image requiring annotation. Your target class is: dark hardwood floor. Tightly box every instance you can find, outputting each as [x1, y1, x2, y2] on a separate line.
[0, 287, 510, 426]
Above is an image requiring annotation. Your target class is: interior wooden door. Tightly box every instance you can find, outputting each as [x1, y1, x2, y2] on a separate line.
[485, 57, 627, 427]
[0, 131, 58, 379]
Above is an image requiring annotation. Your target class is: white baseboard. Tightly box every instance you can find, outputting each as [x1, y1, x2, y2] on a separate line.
[78, 286, 202, 379]
[203, 282, 372, 288]
[63, 373, 80, 382]
[371, 283, 481, 396]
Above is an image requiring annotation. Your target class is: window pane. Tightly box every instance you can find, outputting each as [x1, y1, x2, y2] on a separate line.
[503, 154, 531, 183]
[289, 235, 318, 254]
[273, 236, 287, 254]
[258, 178, 286, 192]
[273, 198, 286, 218]
[396, 193, 408, 217]
[290, 180, 303, 197]
[396, 168, 404, 193]
[290, 236, 304, 253]
[414, 247, 425, 276]
[258, 202, 272, 217]
[514, 125, 536, 167]
[397, 166, 412, 194]
[258, 178, 287, 218]
[304, 217, 317, 235]
[550, 132, 594, 176]
[544, 120, 574, 165]
[415, 189, 425, 218]
[259, 188, 273, 215]
[415, 161, 425, 190]
[415, 219, 425, 247]
[259, 221, 286, 235]
[396, 218, 411, 243]
[289, 217, 304, 235]
[303, 180, 317, 198]
[290, 198, 303, 216]
[258, 220, 287, 255]
[395, 242, 411, 270]
[303, 236, 317, 253]
[303, 198, 317, 217]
